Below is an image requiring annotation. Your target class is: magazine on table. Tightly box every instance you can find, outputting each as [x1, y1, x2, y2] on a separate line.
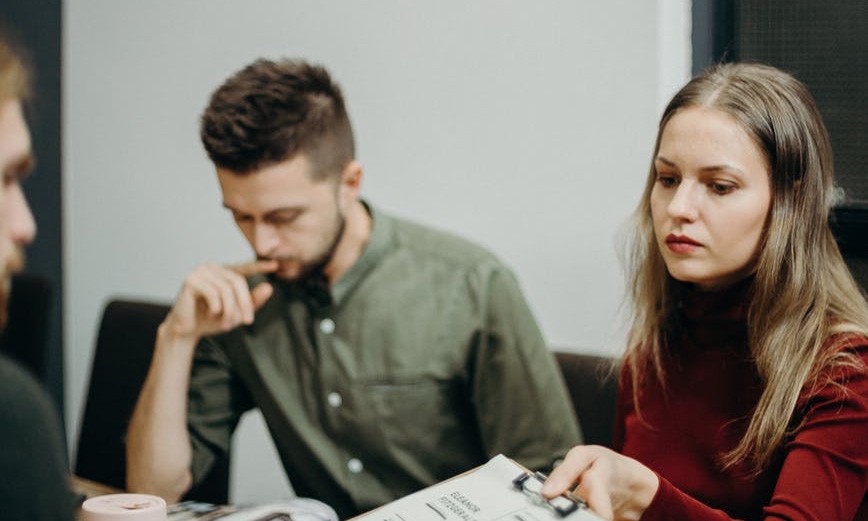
[351, 454, 604, 521]
[166, 497, 338, 521]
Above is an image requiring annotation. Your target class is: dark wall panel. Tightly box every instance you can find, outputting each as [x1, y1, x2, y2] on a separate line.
[694, 0, 868, 290]
[737, 1, 868, 205]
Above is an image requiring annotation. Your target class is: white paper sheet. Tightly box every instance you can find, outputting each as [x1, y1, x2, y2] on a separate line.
[353, 455, 603, 521]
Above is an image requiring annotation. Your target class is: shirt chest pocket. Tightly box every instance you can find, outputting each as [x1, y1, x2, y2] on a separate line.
[354, 378, 475, 460]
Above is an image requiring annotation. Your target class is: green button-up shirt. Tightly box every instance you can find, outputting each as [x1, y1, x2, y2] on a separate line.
[187, 204, 582, 519]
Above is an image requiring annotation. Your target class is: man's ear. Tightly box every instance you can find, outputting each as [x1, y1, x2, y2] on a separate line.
[340, 160, 363, 198]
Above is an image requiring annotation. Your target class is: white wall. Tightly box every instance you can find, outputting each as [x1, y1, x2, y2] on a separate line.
[64, 0, 690, 504]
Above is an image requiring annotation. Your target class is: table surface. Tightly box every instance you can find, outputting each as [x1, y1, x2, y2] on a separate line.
[72, 475, 124, 498]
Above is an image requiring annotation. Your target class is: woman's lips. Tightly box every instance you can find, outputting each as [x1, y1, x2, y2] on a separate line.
[665, 234, 701, 253]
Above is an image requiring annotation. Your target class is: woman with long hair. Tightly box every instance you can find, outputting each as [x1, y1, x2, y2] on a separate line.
[542, 63, 868, 520]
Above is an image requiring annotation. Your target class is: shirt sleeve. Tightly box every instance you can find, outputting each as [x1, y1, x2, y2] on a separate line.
[469, 263, 583, 471]
[0, 356, 75, 521]
[187, 334, 254, 486]
[640, 344, 868, 521]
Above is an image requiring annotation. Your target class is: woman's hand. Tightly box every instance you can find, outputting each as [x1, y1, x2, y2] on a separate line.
[541, 445, 659, 521]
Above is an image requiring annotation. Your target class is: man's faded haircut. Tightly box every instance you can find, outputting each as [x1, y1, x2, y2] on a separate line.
[200, 58, 355, 181]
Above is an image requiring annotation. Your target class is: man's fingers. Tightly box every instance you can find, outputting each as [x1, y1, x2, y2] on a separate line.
[230, 259, 279, 277]
[227, 272, 257, 324]
[195, 268, 243, 320]
[250, 282, 274, 311]
[172, 262, 277, 336]
[187, 275, 224, 317]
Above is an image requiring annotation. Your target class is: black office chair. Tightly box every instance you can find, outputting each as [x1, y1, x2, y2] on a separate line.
[554, 352, 619, 448]
[74, 299, 231, 503]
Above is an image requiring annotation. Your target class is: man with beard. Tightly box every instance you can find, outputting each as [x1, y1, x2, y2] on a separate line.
[126, 58, 581, 518]
[0, 33, 74, 520]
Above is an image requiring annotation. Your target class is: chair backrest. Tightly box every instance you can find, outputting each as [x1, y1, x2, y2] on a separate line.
[554, 352, 619, 448]
[74, 299, 231, 503]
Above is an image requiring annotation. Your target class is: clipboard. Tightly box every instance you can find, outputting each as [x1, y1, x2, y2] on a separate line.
[512, 470, 587, 517]
[351, 454, 604, 521]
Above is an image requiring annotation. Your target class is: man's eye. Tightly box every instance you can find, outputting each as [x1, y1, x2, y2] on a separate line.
[268, 214, 299, 226]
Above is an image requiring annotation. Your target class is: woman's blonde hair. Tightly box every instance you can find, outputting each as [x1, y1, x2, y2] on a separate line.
[626, 62, 868, 471]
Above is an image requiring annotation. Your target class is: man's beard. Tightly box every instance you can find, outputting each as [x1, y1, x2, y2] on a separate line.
[298, 215, 346, 281]
[262, 213, 347, 283]
[0, 247, 26, 329]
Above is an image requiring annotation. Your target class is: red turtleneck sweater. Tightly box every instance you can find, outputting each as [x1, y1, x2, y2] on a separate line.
[615, 280, 868, 520]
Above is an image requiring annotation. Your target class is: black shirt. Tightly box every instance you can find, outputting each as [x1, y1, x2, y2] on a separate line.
[0, 353, 74, 520]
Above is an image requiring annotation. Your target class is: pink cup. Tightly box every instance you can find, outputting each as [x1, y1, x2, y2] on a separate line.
[80, 493, 167, 521]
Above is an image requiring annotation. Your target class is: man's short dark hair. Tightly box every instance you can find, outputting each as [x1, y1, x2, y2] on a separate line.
[0, 29, 31, 103]
[200, 58, 355, 180]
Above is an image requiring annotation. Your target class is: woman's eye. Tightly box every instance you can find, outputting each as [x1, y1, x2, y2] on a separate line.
[656, 174, 677, 187]
[710, 182, 736, 195]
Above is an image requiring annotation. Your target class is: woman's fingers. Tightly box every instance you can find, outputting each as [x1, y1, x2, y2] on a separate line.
[574, 460, 615, 520]
[542, 445, 597, 496]
[542, 446, 615, 520]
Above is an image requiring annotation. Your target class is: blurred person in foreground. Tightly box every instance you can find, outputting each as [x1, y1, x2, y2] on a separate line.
[542, 62, 868, 520]
[126, 57, 581, 518]
[0, 32, 74, 520]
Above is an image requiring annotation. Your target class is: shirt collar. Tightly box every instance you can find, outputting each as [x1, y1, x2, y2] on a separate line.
[330, 200, 392, 306]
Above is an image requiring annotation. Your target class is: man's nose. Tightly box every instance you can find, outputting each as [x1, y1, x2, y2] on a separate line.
[10, 183, 36, 246]
[251, 222, 279, 257]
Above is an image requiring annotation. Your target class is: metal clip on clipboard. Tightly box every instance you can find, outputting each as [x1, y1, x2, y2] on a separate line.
[512, 471, 587, 518]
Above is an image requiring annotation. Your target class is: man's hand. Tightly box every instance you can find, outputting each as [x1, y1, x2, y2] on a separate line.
[162, 259, 278, 342]
[126, 259, 278, 502]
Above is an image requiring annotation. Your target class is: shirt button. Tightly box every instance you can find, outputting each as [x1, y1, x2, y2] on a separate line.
[320, 318, 335, 334]
[347, 458, 364, 474]
[327, 392, 343, 408]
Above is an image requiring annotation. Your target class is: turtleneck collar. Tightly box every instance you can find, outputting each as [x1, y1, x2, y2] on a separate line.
[677, 275, 754, 323]
[670, 276, 755, 354]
